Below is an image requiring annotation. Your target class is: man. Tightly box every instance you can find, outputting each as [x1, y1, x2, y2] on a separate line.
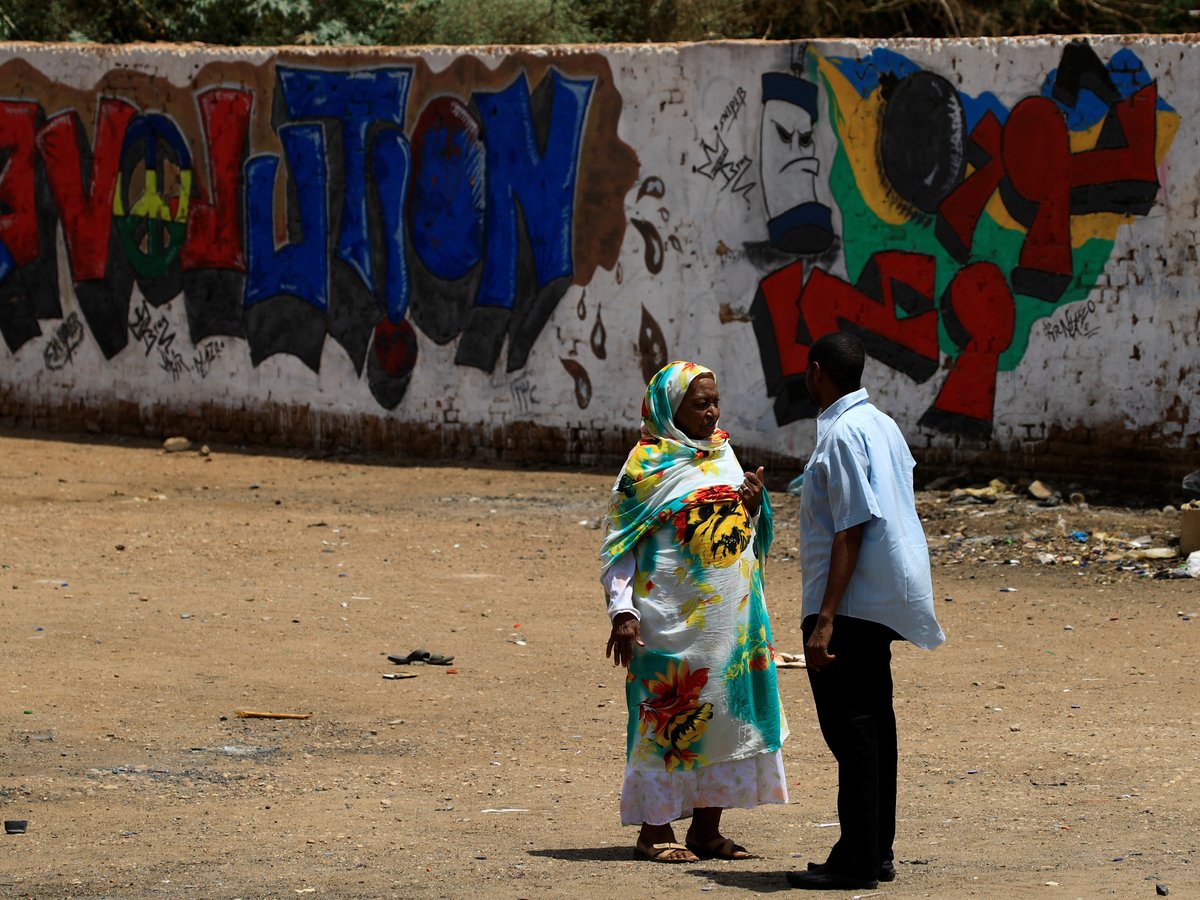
[786, 332, 945, 891]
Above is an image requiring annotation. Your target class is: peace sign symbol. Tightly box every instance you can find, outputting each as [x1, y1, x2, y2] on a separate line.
[113, 113, 194, 280]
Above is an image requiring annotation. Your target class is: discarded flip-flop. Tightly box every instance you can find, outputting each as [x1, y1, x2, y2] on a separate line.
[387, 649, 429, 665]
[387, 649, 455, 666]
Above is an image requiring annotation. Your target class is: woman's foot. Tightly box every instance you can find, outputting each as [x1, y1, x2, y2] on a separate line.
[684, 829, 755, 860]
[635, 824, 698, 863]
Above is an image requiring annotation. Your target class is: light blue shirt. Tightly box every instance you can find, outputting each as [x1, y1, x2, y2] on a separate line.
[799, 388, 945, 650]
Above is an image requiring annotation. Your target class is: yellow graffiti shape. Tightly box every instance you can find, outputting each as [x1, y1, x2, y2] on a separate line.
[815, 55, 910, 227]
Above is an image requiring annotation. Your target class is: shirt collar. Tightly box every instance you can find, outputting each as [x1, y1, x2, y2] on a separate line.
[815, 387, 870, 444]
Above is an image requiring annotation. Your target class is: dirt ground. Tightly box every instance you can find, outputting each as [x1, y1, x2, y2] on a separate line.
[1, 429, 1197, 899]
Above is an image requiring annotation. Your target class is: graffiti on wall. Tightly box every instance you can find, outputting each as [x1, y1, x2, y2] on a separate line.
[750, 41, 1178, 437]
[0, 53, 637, 408]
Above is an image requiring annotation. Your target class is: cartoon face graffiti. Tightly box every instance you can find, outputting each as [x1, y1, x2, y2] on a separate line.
[759, 72, 833, 254]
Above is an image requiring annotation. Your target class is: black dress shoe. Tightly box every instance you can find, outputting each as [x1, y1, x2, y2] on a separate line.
[807, 859, 896, 882]
[785, 869, 880, 890]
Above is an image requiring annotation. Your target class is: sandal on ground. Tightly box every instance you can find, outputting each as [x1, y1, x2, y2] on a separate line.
[685, 835, 755, 860]
[635, 841, 697, 863]
[388, 649, 454, 666]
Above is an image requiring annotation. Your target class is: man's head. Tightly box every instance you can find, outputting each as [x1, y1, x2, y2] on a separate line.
[805, 332, 865, 409]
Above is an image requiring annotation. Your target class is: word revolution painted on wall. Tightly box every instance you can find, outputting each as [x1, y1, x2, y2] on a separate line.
[751, 42, 1178, 437]
[0, 53, 636, 408]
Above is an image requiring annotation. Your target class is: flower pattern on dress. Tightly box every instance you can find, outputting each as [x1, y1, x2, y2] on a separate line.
[724, 623, 774, 682]
[637, 660, 713, 771]
[673, 494, 750, 569]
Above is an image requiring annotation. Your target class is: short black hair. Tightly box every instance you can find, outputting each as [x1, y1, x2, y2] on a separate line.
[809, 332, 865, 392]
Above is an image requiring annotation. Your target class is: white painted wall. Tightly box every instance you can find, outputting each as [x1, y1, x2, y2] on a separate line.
[0, 38, 1194, 471]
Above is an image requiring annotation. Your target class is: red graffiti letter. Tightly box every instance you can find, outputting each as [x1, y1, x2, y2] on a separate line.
[0, 101, 43, 267]
[36, 98, 137, 282]
[920, 262, 1015, 436]
[1003, 97, 1073, 300]
[751, 252, 940, 425]
[182, 88, 252, 272]
[936, 110, 1004, 264]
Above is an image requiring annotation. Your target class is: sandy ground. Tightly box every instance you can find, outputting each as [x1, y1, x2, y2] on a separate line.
[0, 430, 1197, 899]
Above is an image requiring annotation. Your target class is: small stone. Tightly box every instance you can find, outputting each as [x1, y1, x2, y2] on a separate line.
[163, 436, 191, 453]
[1156, 884, 1169, 896]
[199, 445, 211, 457]
[1009, 723, 1021, 732]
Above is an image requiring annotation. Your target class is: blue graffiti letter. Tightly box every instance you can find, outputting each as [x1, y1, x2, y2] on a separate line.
[472, 69, 594, 310]
[276, 66, 413, 295]
[244, 123, 329, 310]
[371, 129, 412, 323]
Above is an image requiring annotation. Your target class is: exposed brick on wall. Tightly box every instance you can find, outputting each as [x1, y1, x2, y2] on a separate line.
[0, 389, 1191, 500]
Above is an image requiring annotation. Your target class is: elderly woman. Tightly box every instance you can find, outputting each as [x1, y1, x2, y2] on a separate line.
[600, 361, 789, 863]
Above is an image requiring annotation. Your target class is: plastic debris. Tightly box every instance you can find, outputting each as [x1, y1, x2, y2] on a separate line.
[1128, 547, 1177, 560]
[1183, 470, 1200, 499]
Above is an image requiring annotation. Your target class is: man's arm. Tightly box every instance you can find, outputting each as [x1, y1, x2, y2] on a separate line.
[804, 523, 864, 672]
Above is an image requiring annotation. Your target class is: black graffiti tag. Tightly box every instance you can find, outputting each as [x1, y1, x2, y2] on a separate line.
[692, 130, 756, 205]
[717, 86, 748, 132]
[1041, 300, 1100, 343]
[192, 340, 225, 378]
[43, 312, 85, 370]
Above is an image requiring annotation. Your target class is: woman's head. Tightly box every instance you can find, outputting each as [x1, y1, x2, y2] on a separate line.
[674, 373, 719, 440]
[641, 361, 724, 447]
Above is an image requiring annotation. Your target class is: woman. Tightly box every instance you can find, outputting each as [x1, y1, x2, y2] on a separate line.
[600, 361, 788, 863]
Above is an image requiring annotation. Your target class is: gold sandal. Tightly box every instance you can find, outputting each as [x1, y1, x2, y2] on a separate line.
[635, 841, 698, 863]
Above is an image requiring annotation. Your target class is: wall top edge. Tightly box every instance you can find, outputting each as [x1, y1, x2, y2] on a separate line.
[0, 34, 1197, 56]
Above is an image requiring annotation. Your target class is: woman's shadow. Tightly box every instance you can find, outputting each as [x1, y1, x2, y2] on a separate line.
[527, 849, 791, 891]
[526, 846, 632, 863]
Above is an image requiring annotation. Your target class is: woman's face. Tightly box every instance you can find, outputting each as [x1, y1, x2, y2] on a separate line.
[674, 374, 720, 439]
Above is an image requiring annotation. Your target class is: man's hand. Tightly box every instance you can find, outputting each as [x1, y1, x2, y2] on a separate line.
[606, 612, 644, 668]
[805, 616, 836, 672]
[738, 466, 766, 516]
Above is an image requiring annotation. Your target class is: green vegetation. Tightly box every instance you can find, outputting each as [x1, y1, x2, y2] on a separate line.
[0, 0, 1195, 45]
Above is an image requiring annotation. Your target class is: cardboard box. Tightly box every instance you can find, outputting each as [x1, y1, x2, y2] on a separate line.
[1182, 508, 1200, 556]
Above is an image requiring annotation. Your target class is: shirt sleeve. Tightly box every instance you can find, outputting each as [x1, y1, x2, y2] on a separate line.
[601, 551, 639, 621]
[826, 428, 882, 533]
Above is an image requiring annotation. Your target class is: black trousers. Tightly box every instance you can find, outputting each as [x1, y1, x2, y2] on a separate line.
[802, 614, 900, 878]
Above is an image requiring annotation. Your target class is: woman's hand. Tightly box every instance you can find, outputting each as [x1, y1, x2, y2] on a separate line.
[606, 612, 644, 668]
[738, 466, 766, 516]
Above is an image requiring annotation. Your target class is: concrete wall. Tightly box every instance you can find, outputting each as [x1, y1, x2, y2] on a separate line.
[0, 38, 1195, 487]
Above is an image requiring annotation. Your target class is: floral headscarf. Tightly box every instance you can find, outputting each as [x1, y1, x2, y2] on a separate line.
[600, 361, 772, 571]
[640, 361, 727, 451]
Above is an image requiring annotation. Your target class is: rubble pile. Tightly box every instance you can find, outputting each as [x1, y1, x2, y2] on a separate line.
[918, 478, 1197, 581]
